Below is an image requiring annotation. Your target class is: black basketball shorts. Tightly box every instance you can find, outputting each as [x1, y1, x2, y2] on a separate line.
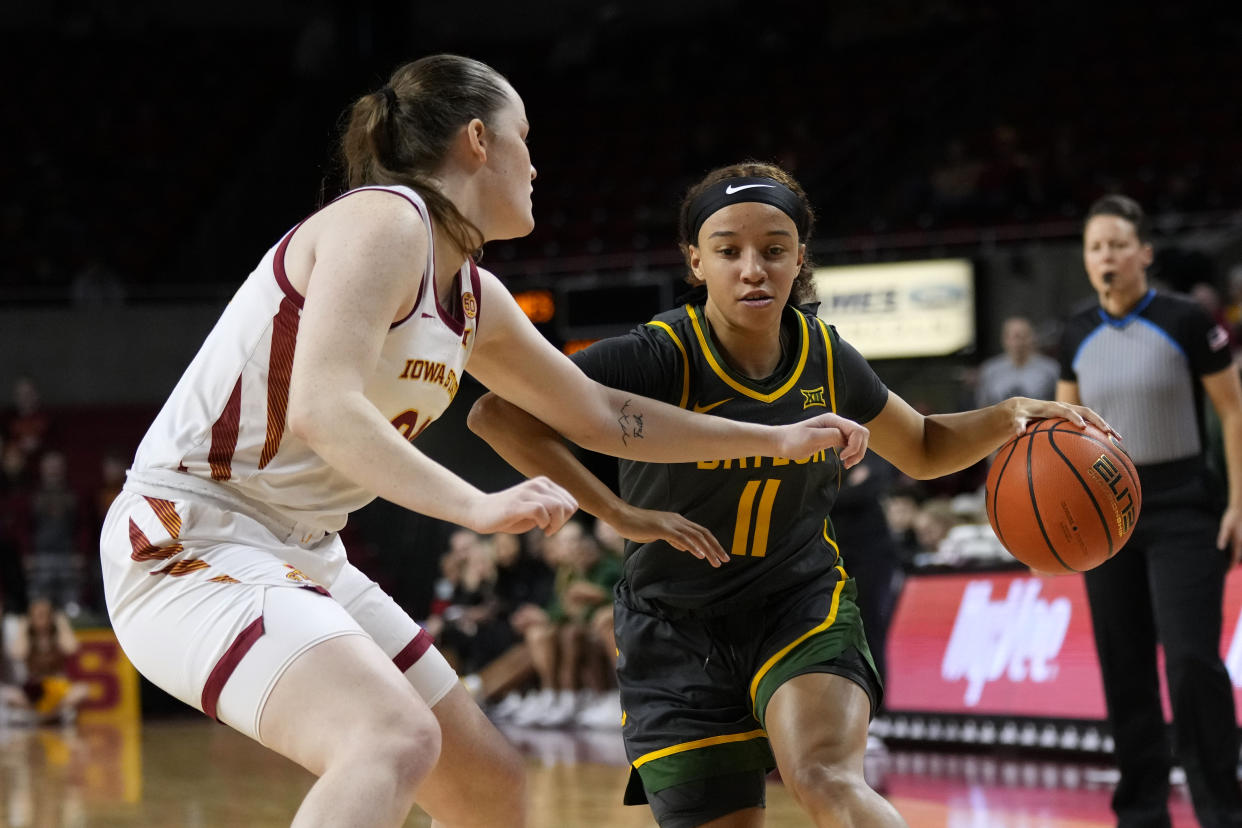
[614, 566, 881, 824]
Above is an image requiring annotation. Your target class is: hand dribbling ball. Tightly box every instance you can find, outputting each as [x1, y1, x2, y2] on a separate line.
[985, 418, 1141, 573]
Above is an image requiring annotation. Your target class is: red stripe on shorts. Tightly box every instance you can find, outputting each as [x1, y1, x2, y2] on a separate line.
[392, 629, 433, 674]
[201, 616, 265, 722]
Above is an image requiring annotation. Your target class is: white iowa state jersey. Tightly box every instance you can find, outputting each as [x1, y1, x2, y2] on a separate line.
[131, 185, 481, 533]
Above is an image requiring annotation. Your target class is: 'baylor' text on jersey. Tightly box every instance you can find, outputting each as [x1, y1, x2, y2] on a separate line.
[571, 302, 889, 611]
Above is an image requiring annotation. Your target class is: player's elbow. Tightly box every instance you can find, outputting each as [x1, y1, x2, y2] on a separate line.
[286, 390, 335, 447]
[467, 392, 507, 441]
[899, 459, 938, 481]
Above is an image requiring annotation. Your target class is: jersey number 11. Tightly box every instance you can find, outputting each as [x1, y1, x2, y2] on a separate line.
[732, 479, 781, 558]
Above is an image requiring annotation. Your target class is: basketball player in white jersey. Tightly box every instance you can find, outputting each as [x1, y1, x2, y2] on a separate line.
[98, 55, 870, 828]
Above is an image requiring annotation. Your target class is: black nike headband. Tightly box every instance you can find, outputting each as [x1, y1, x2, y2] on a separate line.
[687, 177, 810, 244]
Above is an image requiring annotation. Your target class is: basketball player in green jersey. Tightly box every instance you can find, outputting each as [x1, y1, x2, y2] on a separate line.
[470, 161, 1108, 828]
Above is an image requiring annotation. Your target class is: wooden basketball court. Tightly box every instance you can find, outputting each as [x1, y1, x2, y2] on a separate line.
[0, 716, 1202, 826]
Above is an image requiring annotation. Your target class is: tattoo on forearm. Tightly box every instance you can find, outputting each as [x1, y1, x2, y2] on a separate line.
[618, 399, 645, 446]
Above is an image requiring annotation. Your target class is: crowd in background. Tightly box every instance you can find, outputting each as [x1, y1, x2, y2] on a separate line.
[5, 259, 1237, 730]
[3, 4, 1239, 303]
[7, 252, 1242, 727]
[3, 0, 1242, 738]
[0, 376, 101, 725]
[6, 258, 1242, 731]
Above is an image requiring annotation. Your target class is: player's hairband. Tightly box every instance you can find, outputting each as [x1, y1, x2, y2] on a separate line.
[687, 177, 809, 244]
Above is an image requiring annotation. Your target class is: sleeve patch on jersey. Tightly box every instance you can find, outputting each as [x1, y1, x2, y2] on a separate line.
[1209, 324, 1230, 352]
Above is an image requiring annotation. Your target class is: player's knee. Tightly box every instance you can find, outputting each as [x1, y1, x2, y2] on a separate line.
[356, 704, 442, 786]
[785, 758, 862, 810]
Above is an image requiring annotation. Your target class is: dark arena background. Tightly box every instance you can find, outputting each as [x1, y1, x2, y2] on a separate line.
[2, 1, 1242, 825]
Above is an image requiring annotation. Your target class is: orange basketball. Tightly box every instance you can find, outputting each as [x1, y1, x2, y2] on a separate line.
[985, 418, 1142, 573]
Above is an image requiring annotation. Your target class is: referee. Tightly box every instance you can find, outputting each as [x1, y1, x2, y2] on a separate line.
[1058, 194, 1242, 828]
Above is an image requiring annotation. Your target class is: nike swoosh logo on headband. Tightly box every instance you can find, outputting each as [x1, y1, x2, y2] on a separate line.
[724, 183, 775, 194]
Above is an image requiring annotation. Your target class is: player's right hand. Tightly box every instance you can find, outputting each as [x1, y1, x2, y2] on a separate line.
[608, 506, 729, 567]
[468, 476, 578, 535]
[779, 412, 869, 468]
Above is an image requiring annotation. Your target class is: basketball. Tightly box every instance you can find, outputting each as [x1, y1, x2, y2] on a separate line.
[986, 418, 1142, 573]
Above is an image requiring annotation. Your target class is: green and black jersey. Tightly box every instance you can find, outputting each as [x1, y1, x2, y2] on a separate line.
[570, 301, 889, 612]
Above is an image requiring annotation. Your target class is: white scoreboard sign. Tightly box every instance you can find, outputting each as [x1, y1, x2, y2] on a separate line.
[812, 259, 975, 359]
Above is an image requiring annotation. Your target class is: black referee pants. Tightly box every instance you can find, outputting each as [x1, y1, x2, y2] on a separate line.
[1085, 498, 1242, 828]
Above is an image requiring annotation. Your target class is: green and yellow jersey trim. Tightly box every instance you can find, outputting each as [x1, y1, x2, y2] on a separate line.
[748, 564, 849, 708]
[686, 305, 810, 403]
[814, 317, 838, 413]
[823, 520, 840, 556]
[645, 320, 692, 409]
[632, 728, 769, 770]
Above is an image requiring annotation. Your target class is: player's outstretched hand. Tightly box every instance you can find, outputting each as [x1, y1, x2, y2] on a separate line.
[780, 413, 869, 469]
[469, 476, 578, 535]
[1006, 397, 1117, 437]
[608, 505, 729, 567]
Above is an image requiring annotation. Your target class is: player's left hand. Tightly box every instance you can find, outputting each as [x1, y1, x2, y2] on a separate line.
[781, 413, 869, 468]
[607, 505, 729, 567]
[1217, 506, 1242, 565]
[1008, 397, 1117, 437]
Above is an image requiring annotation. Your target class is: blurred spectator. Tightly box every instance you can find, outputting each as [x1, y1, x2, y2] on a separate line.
[93, 450, 127, 533]
[0, 435, 30, 614]
[503, 519, 622, 728]
[463, 529, 556, 713]
[454, 531, 555, 679]
[1190, 281, 1233, 352]
[424, 529, 488, 665]
[977, 124, 1041, 219]
[434, 535, 505, 676]
[24, 451, 84, 617]
[975, 315, 1060, 408]
[912, 498, 961, 559]
[1042, 124, 1087, 217]
[883, 485, 925, 567]
[0, 594, 28, 718]
[574, 520, 625, 729]
[1223, 265, 1242, 352]
[927, 139, 983, 223]
[493, 529, 554, 619]
[5, 377, 51, 464]
[427, 527, 476, 619]
[76, 449, 130, 616]
[5, 597, 89, 725]
[1, 436, 32, 492]
[68, 259, 126, 306]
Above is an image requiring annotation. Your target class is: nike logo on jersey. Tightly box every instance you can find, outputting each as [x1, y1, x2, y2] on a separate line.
[692, 398, 733, 414]
[421, 312, 435, 319]
[724, 183, 775, 194]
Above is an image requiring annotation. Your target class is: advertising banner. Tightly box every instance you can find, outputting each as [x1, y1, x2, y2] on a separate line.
[886, 570, 1242, 721]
